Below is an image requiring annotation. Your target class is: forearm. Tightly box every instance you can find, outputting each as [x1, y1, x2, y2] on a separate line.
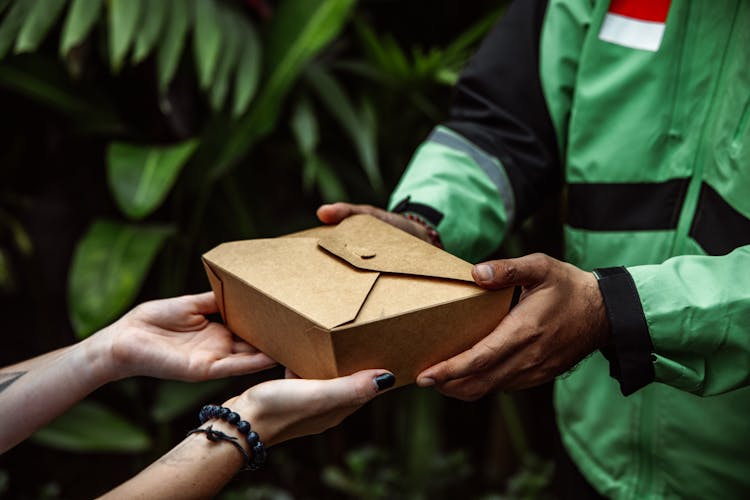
[0, 291, 277, 454]
[102, 369, 391, 498]
[101, 430, 244, 500]
[0, 345, 72, 373]
[0, 334, 114, 452]
[103, 399, 267, 499]
[389, 128, 510, 262]
[634, 247, 750, 395]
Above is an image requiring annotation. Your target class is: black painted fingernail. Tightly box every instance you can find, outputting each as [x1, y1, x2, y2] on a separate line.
[374, 373, 395, 391]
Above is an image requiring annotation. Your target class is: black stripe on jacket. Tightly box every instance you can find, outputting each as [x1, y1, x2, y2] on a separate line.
[568, 180, 750, 255]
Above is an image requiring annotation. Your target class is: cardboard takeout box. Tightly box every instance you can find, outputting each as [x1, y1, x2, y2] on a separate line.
[202, 214, 513, 386]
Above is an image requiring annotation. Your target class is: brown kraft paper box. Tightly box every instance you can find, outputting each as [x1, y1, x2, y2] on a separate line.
[202, 214, 513, 387]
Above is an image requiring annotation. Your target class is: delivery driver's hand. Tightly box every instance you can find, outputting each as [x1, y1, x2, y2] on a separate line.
[317, 202, 432, 243]
[317, 203, 611, 398]
[416, 254, 611, 399]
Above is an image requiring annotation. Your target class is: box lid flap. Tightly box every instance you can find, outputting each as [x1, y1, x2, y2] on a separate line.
[318, 214, 474, 282]
[203, 238, 379, 330]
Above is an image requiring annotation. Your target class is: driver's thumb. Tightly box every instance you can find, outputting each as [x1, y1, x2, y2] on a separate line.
[472, 253, 552, 290]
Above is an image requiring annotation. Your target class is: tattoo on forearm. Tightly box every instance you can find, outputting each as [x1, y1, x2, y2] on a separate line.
[0, 371, 27, 394]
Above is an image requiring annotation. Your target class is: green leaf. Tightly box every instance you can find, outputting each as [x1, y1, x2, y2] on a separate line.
[0, 0, 12, 16]
[301, 155, 348, 202]
[331, 59, 384, 84]
[231, 18, 261, 117]
[291, 97, 318, 157]
[156, 0, 191, 92]
[11, 222, 32, 255]
[59, 0, 104, 56]
[376, 34, 411, 81]
[434, 67, 459, 86]
[0, 60, 122, 133]
[353, 19, 407, 81]
[302, 157, 316, 194]
[312, 156, 347, 202]
[32, 400, 151, 452]
[306, 64, 383, 194]
[0, 208, 33, 255]
[107, 139, 198, 220]
[217, 175, 256, 237]
[208, 7, 242, 111]
[151, 379, 228, 423]
[193, 0, 222, 90]
[291, 98, 341, 200]
[0, 247, 12, 292]
[0, 61, 89, 113]
[0, 0, 34, 59]
[108, 0, 142, 72]
[322, 447, 391, 498]
[212, 0, 356, 178]
[256, 0, 356, 127]
[357, 97, 380, 184]
[131, 0, 168, 64]
[68, 220, 172, 337]
[14, 0, 68, 53]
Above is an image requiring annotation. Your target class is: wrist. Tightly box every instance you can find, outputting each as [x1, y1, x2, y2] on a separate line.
[78, 325, 128, 385]
[401, 213, 443, 248]
[586, 271, 612, 350]
[184, 426, 247, 472]
[197, 403, 269, 470]
[221, 396, 275, 446]
[188, 419, 252, 472]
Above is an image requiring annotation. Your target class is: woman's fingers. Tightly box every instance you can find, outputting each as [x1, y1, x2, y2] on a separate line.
[186, 291, 219, 315]
[315, 369, 396, 408]
[206, 352, 277, 380]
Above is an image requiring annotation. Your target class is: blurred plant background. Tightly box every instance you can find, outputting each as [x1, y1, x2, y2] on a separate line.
[0, 0, 562, 498]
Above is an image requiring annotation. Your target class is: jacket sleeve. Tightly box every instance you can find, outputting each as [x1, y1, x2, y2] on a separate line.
[388, 0, 582, 263]
[596, 245, 750, 397]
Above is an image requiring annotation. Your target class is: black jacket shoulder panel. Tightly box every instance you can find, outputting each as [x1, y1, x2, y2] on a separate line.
[445, 0, 561, 225]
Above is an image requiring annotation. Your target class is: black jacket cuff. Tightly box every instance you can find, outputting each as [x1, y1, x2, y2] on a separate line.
[594, 266, 655, 396]
[391, 196, 444, 227]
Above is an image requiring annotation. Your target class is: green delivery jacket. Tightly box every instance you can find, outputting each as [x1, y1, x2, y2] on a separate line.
[388, 1, 750, 498]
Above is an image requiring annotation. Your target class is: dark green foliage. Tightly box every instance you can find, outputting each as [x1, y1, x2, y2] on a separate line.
[0, 1, 558, 497]
[68, 221, 172, 337]
[31, 400, 151, 452]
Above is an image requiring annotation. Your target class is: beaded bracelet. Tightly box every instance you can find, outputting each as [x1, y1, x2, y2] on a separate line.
[187, 425, 250, 465]
[192, 404, 267, 471]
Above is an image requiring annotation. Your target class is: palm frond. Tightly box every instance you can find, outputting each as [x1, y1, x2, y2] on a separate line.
[0, 0, 262, 116]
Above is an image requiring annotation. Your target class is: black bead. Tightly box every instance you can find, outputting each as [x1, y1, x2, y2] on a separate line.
[198, 407, 209, 423]
[252, 442, 266, 464]
[218, 407, 230, 419]
[246, 431, 259, 447]
[237, 420, 251, 434]
[200, 405, 218, 423]
[226, 412, 240, 425]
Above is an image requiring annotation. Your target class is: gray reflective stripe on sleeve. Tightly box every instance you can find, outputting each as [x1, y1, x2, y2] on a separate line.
[427, 126, 516, 225]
